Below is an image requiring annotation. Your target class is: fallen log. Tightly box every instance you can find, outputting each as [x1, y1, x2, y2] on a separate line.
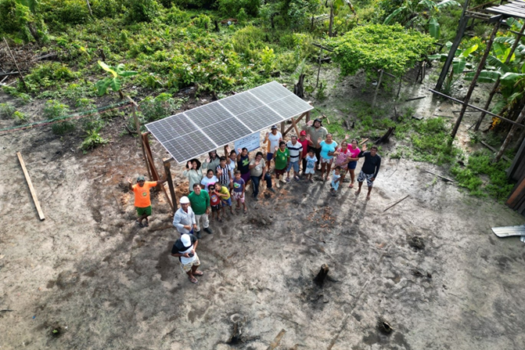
[375, 127, 395, 144]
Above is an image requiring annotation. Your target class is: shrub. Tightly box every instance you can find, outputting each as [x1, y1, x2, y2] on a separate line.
[0, 0, 43, 42]
[231, 25, 266, 59]
[44, 100, 70, 119]
[0, 102, 16, 118]
[81, 128, 108, 151]
[126, 0, 162, 23]
[139, 93, 184, 122]
[218, 0, 260, 17]
[13, 110, 26, 122]
[40, 0, 90, 25]
[25, 62, 77, 92]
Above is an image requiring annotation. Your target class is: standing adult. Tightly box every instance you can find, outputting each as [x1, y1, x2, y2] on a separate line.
[318, 134, 338, 181]
[216, 156, 233, 189]
[286, 135, 303, 182]
[203, 150, 221, 176]
[237, 147, 251, 186]
[249, 151, 274, 200]
[302, 118, 328, 171]
[171, 233, 202, 284]
[201, 169, 219, 191]
[273, 141, 290, 188]
[183, 159, 203, 194]
[333, 140, 352, 184]
[188, 184, 213, 238]
[128, 175, 167, 227]
[298, 130, 311, 175]
[346, 139, 360, 188]
[173, 196, 197, 235]
[356, 144, 381, 200]
[225, 148, 237, 176]
[264, 125, 282, 170]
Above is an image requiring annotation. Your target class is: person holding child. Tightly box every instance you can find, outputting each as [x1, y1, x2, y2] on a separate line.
[214, 182, 234, 216]
[208, 184, 222, 222]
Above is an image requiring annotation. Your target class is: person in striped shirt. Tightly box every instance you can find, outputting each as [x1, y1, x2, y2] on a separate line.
[286, 135, 303, 182]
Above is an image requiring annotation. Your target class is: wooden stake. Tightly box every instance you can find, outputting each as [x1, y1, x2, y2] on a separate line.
[507, 177, 525, 207]
[423, 170, 454, 182]
[291, 117, 300, 137]
[267, 329, 286, 350]
[383, 195, 409, 212]
[128, 97, 151, 180]
[372, 70, 383, 108]
[17, 152, 45, 221]
[451, 16, 502, 141]
[164, 159, 178, 213]
[3, 37, 28, 92]
[480, 141, 511, 162]
[495, 105, 525, 162]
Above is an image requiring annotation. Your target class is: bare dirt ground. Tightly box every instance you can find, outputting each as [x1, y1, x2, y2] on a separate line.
[2, 68, 525, 350]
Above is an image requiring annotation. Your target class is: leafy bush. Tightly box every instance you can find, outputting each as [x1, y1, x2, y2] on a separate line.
[24, 62, 77, 92]
[139, 93, 184, 122]
[126, 0, 162, 23]
[330, 24, 435, 77]
[44, 99, 70, 119]
[81, 128, 108, 151]
[218, 0, 260, 17]
[0, 102, 16, 118]
[409, 117, 459, 165]
[0, 0, 44, 42]
[231, 25, 266, 59]
[40, 0, 90, 25]
[13, 110, 26, 122]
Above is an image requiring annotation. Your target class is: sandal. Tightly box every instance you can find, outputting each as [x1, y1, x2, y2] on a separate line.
[243, 208, 247, 214]
[349, 183, 354, 188]
[189, 276, 198, 284]
[143, 220, 149, 227]
[193, 271, 204, 277]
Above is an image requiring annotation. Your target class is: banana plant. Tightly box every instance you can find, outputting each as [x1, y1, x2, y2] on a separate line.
[429, 41, 479, 93]
[95, 61, 137, 99]
[384, 0, 460, 39]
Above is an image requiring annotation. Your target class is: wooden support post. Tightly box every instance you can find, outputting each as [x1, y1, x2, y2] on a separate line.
[305, 110, 310, 124]
[3, 37, 28, 92]
[475, 23, 525, 131]
[283, 113, 307, 137]
[507, 177, 525, 207]
[316, 47, 322, 88]
[164, 159, 178, 213]
[451, 16, 502, 141]
[142, 133, 174, 211]
[281, 121, 285, 135]
[435, 0, 470, 91]
[17, 152, 45, 221]
[495, 105, 525, 162]
[372, 70, 383, 108]
[396, 77, 402, 100]
[128, 97, 151, 180]
[292, 117, 300, 137]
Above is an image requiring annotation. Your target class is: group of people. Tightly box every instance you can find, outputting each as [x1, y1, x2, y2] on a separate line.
[128, 118, 381, 284]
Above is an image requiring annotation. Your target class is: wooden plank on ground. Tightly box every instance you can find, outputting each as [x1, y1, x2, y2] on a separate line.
[17, 152, 45, 221]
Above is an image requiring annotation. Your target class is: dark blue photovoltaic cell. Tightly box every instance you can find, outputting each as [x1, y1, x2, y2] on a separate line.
[145, 81, 313, 163]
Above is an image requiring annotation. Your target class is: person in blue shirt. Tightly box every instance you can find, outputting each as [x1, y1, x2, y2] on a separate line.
[317, 133, 338, 181]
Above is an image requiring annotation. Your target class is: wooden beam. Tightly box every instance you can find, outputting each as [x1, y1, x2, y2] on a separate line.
[142, 133, 174, 211]
[383, 195, 410, 212]
[17, 152, 45, 221]
[480, 140, 511, 162]
[3, 38, 28, 92]
[507, 177, 525, 206]
[495, 105, 525, 162]
[283, 113, 307, 137]
[163, 159, 178, 213]
[452, 16, 503, 140]
[127, 97, 152, 180]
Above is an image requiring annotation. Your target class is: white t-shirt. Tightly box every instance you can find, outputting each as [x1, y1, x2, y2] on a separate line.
[180, 245, 196, 265]
[268, 132, 282, 153]
[201, 176, 218, 190]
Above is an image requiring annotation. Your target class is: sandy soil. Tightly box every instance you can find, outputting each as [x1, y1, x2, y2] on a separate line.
[1, 68, 525, 350]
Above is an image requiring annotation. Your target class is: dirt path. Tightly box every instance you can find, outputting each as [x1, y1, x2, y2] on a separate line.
[1, 86, 525, 349]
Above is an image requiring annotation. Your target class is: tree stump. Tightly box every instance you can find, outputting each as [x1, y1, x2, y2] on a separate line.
[294, 73, 305, 98]
[313, 264, 329, 287]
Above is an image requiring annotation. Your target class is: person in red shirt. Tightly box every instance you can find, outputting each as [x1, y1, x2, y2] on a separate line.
[298, 130, 311, 176]
[128, 175, 167, 227]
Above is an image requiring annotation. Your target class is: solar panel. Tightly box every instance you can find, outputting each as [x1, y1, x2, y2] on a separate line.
[268, 95, 313, 120]
[249, 81, 294, 104]
[185, 103, 233, 128]
[145, 81, 314, 164]
[237, 105, 285, 132]
[163, 130, 217, 162]
[146, 113, 196, 142]
[218, 92, 264, 116]
[201, 117, 252, 146]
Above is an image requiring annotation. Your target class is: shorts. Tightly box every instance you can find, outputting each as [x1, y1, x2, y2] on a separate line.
[211, 204, 221, 212]
[331, 181, 340, 191]
[136, 206, 152, 216]
[267, 153, 274, 161]
[348, 161, 357, 170]
[232, 191, 245, 203]
[274, 168, 286, 177]
[241, 172, 251, 184]
[287, 161, 299, 173]
[222, 198, 232, 207]
[305, 167, 315, 175]
[181, 254, 201, 272]
[357, 171, 375, 187]
[320, 157, 333, 164]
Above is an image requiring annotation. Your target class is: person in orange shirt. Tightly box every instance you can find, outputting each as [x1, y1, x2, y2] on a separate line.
[128, 175, 167, 227]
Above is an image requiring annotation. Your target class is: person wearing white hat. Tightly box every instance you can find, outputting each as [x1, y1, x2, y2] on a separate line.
[171, 233, 202, 284]
[173, 196, 197, 235]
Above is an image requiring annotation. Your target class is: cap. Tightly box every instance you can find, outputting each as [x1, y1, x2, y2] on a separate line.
[300, 130, 306, 136]
[181, 234, 192, 247]
[137, 175, 145, 182]
[271, 125, 278, 129]
[180, 196, 190, 204]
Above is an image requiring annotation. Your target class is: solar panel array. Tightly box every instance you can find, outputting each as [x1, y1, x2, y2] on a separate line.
[146, 81, 313, 164]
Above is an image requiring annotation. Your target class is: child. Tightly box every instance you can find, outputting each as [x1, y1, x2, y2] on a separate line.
[232, 170, 247, 213]
[216, 156, 232, 189]
[208, 184, 222, 222]
[330, 166, 342, 196]
[304, 149, 318, 183]
[215, 183, 233, 216]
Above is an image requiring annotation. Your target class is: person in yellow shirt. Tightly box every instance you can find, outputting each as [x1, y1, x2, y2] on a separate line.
[128, 175, 167, 227]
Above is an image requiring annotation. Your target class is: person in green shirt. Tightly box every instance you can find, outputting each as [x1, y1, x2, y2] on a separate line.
[187, 184, 212, 238]
[273, 141, 290, 188]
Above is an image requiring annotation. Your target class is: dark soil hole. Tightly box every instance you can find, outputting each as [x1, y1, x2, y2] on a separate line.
[50, 326, 62, 338]
[377, 319, 393, 335]
[407, 236, 425, 251]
